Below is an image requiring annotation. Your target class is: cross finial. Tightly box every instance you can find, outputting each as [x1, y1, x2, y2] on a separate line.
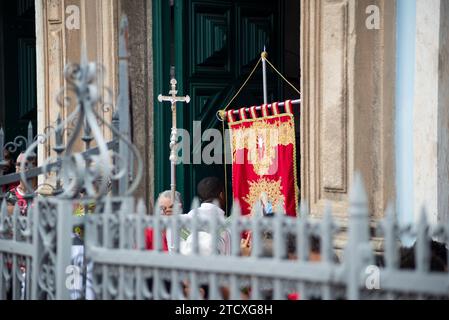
[158, 75, 190, 202]
[158, 78, 190, 106]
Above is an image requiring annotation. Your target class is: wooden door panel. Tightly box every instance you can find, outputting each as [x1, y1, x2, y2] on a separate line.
[188, 0, 232, 77]
[170, 0, 283, 208]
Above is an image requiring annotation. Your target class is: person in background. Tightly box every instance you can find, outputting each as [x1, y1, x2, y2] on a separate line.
[145, 190, 183, 252]
[1, 149, 16, 175]
[181, 177, 230, 256]
[3, 152, 36, 299]
[5, 152, 36, 215]
[180, 177, 230, 299]
[239, 233, 330, 300]
[143, 191, 183, 299]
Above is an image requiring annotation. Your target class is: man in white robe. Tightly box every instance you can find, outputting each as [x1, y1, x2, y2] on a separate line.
[180, 177, 231, 256]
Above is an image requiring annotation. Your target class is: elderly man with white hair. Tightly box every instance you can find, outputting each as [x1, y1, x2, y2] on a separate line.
[145, 190, 183, 252]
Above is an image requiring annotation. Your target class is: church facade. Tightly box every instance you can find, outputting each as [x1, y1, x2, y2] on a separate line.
[1, 0, 448, 225]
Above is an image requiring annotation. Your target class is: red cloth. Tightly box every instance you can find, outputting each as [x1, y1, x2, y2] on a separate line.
[145, 228, 169, 251]
[288, 292, 300, 300]
[2, 181, 18, 193]
[227, 101, 299, 217]
[5, 185, 28, 215]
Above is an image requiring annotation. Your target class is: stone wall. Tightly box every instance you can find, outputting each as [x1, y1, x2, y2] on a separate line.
[36, 0, 118, 168]
[118, 0, 154, 208]
[414, 0, 449, 224]
[438, 0, 449, 224]
[35, 0, 155, 205]
[34, 0, 449, 222]
[300, 0, 396, 220]
[0, 5, 5, 127]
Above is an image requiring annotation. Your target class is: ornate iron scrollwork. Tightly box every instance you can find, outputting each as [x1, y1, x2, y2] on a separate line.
[20, 50, 142, 200]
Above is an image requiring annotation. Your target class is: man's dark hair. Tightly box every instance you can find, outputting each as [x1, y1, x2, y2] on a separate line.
[197, 177, 224, 203]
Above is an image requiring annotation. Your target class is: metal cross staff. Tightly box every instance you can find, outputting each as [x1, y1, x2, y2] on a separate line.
[158, 77, 190, 203]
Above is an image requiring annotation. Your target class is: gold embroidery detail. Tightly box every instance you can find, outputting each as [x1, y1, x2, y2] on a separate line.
[243, 178, 285, 216]
[230, 118, 295, 175]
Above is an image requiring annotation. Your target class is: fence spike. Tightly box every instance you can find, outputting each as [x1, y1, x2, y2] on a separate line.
[252, 197, 263, 218]
[12, 203, 20, 240]
[348, 172, 369, 243]
[172, 197, 182, 216]
[24, 201, 33, 239]
[322, 202, 334, 262]
[231, 199, 242, 218]
[300, 200, 309, 219]
[211, 200, 220, 255]
[349, 172, 368, 210]
[191, 205, 200, 255]
[102, 198, 112, 249]
[231, 199, 242, 256]
[27, 121, 33, 147]
[0, 128, 4, 162]
[190, 197, 200, 211]
[273, 204, 284, 260]
[383, 203, 398, 269]
[104, 197, 112, 214]
[136, 199, 146, 215]
[251, 200, 262, 258]
[346, 172, 370, 300]
[275, 199, 286, 216]
[0, 198, 7, 216]
[416, 206, 430, 273]
[154, 196, 163, 252]
[297, 207, 309, 261]
[171, 210, 180, 254]
[119, 201, 129, 249]
[54, 113, 64, 148]
[136, 199, 146, 250]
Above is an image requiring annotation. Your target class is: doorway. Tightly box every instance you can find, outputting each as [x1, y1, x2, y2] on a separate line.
[153, 0, 300, 209]
[0, 1, 37, 145]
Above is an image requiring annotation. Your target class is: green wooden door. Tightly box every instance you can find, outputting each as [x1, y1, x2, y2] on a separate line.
[0, 1, 37, 142]
[154, 0, 284, 210]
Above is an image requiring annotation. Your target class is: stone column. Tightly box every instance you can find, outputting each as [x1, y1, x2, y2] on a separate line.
[36, 0, 66, 167]
[437, 0, 449, 224]
[35, 0, 118, 190]
[413, 0, 449, 225]
[118, 0, 154, 207]
[300, 0, 396, 221]
[0, 5, 5, 127]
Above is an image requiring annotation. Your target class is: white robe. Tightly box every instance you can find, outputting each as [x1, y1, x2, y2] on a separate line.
[180, 203, 231, 256]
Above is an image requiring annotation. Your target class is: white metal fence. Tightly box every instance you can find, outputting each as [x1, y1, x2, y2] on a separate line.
[0, 15, 448, 301]
[82, 177, 449, 300]
[1, 176, 448, 300]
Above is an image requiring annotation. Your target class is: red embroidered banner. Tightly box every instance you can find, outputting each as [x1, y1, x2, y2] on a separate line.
[227, 100, 299, 217]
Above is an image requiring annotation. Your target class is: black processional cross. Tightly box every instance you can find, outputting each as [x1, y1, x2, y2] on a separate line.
[158, 73, 190, 203]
